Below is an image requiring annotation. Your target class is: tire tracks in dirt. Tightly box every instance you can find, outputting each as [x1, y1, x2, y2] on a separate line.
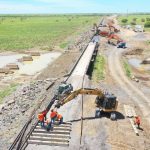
[108, 48, 150, 124]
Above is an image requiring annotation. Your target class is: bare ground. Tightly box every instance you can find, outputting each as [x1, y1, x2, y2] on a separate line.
[92, 26, 150, 149]
[37, 51, 80, 80]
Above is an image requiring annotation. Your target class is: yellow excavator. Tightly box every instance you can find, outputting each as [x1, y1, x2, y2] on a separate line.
[55, 87, 118, 120]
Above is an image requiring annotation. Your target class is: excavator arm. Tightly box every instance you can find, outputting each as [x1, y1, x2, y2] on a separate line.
[55, 88, 104, 108]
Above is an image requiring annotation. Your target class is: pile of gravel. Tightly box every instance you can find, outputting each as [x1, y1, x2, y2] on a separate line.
[68, 30, 94, 51]
[0, 79, 54, 148]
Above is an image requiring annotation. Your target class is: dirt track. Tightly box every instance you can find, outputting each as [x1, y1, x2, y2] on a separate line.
[108, 48, 150, 123]
[106, 46, 150, 150]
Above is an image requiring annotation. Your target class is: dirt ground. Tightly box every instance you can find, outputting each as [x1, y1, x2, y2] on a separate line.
[1, 16, 150, 150]
[37, 51, 80, 80]
[0, 23, 93, 149]
[25, 18, 150, 150]
[92, 21, 150, 150]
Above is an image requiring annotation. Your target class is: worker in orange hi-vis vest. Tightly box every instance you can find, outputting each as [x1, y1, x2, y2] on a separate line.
[38, 112, 44, 127]
[57, 113, 63, 125]
[38, 110, 48, 127]
[134, 116, 141, 129]
[50, 109, 57, 123]
[45, 119, 52, 131]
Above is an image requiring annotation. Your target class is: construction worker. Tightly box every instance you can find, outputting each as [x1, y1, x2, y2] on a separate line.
[45, 119, 52, 131]
[57, 113, 63, 124]
[42, 109, 47, 121]
[50, 109, 57, 123]
[38, 112, 45, 127]
[134, 116, 141, 129]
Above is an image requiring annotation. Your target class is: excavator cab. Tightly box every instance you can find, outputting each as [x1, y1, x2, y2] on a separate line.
[55, 83, 73, 100]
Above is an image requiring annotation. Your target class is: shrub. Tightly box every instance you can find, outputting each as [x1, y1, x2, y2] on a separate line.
[131, 21, 136, 25]
[121, 19, 128, 23]
[146, 18, 150, 21]
[144, 22, 150, 28]
[133, 18, 137, 22]
[141, 18, 145, 22]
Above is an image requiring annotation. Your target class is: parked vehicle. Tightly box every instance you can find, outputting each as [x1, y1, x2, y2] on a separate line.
[134, 25, 144, 32]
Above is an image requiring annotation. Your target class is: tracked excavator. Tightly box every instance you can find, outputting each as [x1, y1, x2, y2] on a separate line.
[93, 23, 126, 48]
[55, 86, 118, 120]
[93, 22, 119, 37]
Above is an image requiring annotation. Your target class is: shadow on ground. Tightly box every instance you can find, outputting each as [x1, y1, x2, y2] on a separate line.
[68, 111, 125, 123]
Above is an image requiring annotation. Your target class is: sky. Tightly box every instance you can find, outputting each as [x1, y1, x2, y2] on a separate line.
[0, 0, 150, 14]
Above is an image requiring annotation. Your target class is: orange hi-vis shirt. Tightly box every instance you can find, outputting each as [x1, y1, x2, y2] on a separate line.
[57, 114, 62, 120]
[38, 113, 44, 121]
[136, 117, 140, 124]
[50, 111, 57, 119]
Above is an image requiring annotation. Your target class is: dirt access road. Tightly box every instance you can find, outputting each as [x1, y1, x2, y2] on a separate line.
[97, 17, 150, 149]
[108, 48, 150, 124]
[107, 46, 150, 150]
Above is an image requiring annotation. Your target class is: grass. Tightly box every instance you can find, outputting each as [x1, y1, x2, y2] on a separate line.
[59, 41, 69, 49]
[92, 55, 105, 82]
[0, 15, 100, 51]
[0, 83, 18, 103]
[123, 60, 132, 78]
[118, 15, 150, 31]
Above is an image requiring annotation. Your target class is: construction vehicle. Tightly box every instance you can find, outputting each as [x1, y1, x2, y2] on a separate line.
[107, 33, 126, 48]
[55, 82, 73, 100]
[92, 23, 125, 47]
[55, 88, 118, 120]
[93, 21, 119, 37]
[134, 25, 144, 32]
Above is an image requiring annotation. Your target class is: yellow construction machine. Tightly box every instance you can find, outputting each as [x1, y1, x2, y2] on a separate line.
[55, 88, 118, 120]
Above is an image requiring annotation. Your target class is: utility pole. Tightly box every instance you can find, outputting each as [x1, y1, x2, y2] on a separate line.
[127, 9, 128, 18]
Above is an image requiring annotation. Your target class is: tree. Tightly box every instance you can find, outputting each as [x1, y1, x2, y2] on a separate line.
[131, 21, 136, 25]
[141, 18, 145, 22]
[133, 18, 137, 22]
[121, 19, 128, 23]
[144, 22, 150, 28]
[146, 18, 150, 21]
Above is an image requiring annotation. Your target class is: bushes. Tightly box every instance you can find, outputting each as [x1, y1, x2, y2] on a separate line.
[141, 18, 145, 22]
[131, 21, 136, 25]
[146, 18, 150, 21]
[133, 18, 137, 22]
[121, 18, 128, 23]
[144, 21, 150, 28]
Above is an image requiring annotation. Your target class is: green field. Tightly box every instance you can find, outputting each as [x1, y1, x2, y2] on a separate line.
[118, 15, 150, 31]
[0, 83, 18, 104]
[0, 15, 100, 51]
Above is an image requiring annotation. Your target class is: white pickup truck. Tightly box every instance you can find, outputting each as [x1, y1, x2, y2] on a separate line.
[134, 25, 144, 32]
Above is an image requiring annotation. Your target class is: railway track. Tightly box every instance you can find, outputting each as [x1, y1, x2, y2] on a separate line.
[9, 18, 104, 150]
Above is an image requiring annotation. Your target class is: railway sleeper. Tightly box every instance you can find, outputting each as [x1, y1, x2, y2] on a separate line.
[28, 140, 69, 147]
[29, 136, 69, 142]
[32, 132, 70, 138]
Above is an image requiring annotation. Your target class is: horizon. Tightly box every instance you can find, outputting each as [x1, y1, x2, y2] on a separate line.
[0, 0, 150, 14]
[0, 13, 150, 16]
